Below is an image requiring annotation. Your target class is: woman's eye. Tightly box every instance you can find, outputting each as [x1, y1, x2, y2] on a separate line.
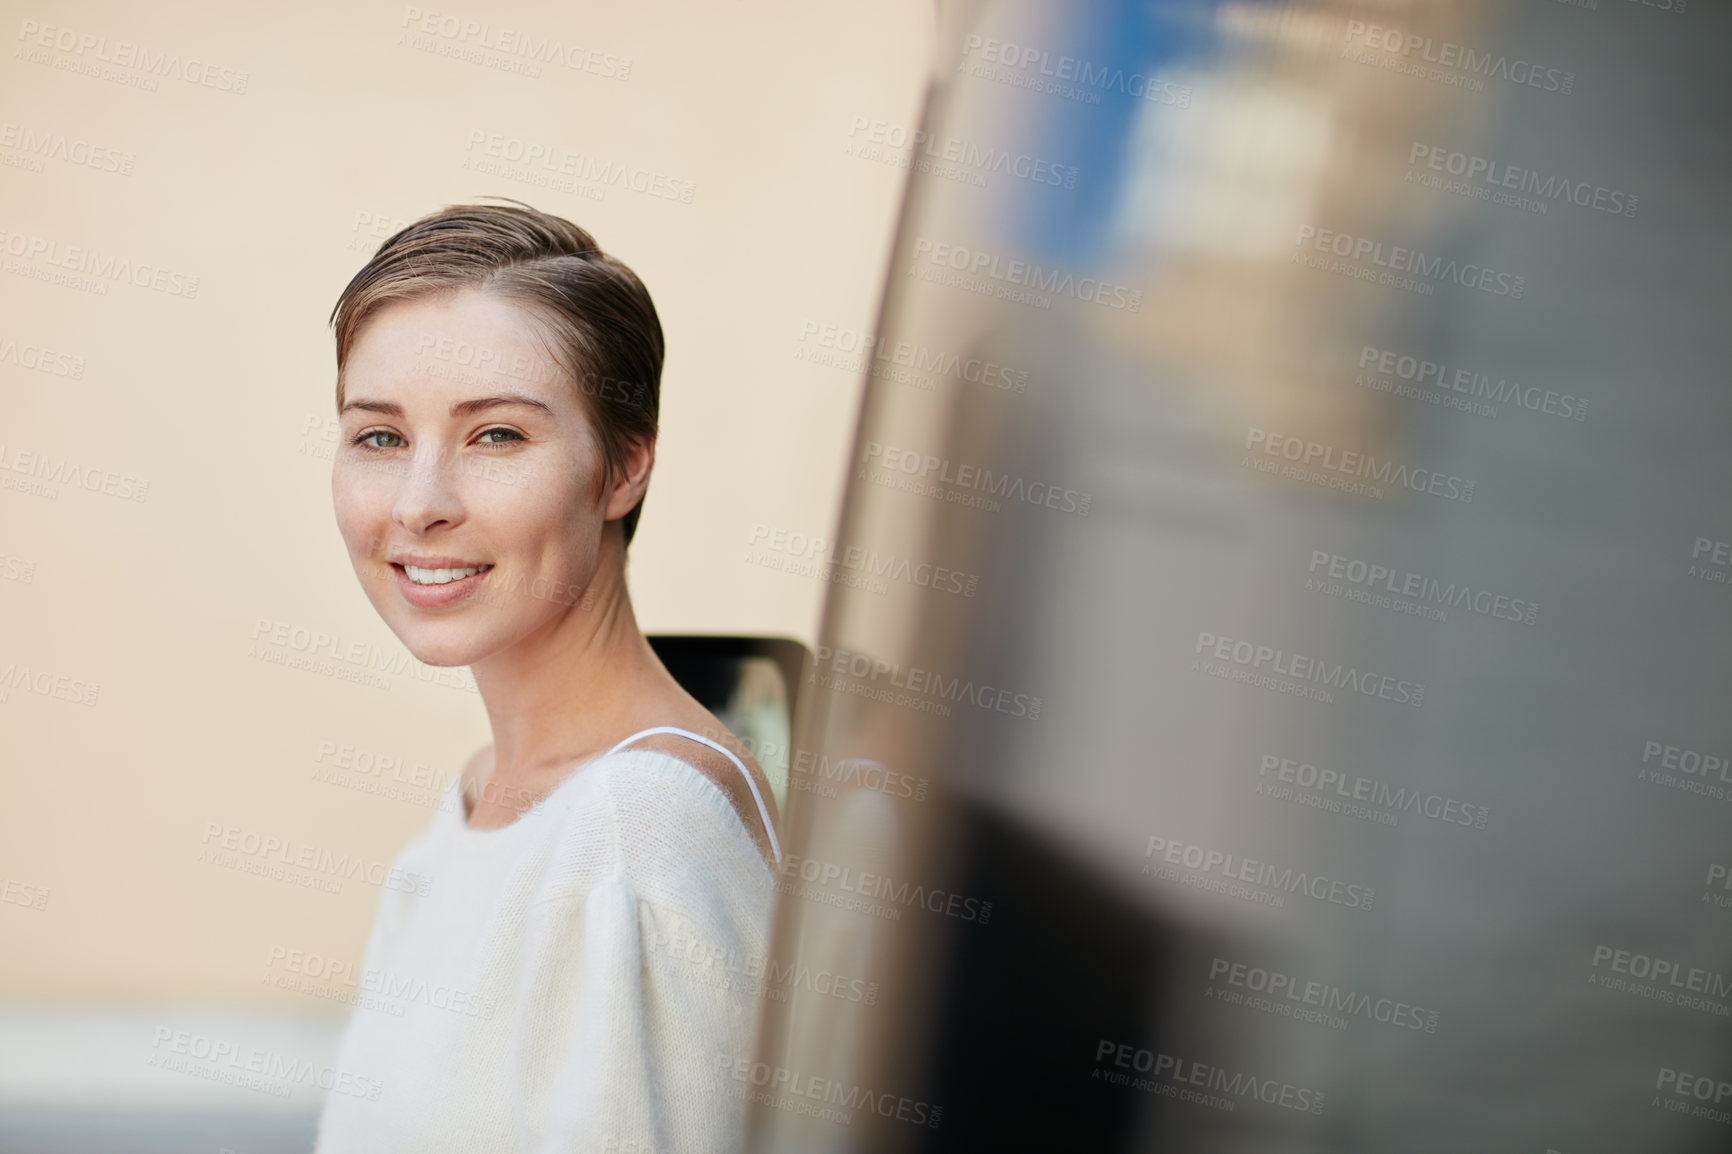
[477, 427, 525, 445]
[350, 429, 403, 449]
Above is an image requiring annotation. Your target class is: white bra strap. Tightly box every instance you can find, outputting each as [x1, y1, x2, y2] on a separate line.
[604, 726, 783, 865]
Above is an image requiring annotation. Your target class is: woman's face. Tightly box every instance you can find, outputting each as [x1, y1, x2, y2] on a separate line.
[331, 288, 630, 668]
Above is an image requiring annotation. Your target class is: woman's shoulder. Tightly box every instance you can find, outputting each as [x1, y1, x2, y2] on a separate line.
[538, 744, 777, 909]
[604, 730, 777, 856]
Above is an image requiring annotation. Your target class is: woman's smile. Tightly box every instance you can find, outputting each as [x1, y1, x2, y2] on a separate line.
[388, 551, 497, 608]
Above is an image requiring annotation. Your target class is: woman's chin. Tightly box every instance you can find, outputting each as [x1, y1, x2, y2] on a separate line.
[393, 626, 496, 669]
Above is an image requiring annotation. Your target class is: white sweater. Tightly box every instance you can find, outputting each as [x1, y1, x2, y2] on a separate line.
[312, 738, 776, 1154]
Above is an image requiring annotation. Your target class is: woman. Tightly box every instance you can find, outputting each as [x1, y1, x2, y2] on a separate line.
[313, 201, 781, 1153]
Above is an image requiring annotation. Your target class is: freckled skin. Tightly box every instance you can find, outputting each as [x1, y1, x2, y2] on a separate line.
[331, 288, 777, 862]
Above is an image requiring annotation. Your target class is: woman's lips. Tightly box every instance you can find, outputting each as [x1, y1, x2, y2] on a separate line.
[390, 562, 493, 609]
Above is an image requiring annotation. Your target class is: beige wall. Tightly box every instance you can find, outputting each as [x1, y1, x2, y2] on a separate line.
[0, 0, 930, 999]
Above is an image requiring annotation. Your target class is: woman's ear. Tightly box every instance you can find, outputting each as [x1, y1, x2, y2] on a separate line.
[602, 434, 655, 522]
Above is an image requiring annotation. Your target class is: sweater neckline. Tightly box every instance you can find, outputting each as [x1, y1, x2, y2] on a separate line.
[443, 724, 743, 845]
[443, 749, 608, 844]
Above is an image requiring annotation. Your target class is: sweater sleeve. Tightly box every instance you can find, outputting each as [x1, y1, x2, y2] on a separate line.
[512, 759, 773, 1154]
[522, 877, 663, 1154]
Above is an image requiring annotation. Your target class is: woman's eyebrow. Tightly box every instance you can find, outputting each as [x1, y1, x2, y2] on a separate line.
[338, 393, 556, 418]
[450, 394, 556, 418]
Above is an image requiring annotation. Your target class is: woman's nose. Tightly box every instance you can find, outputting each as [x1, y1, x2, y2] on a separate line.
[391, 446, 466, 533]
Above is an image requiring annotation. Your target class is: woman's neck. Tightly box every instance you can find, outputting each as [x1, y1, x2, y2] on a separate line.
[466, 548, 674, 813]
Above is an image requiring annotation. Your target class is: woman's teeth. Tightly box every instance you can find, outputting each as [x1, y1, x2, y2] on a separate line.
[403, 564, 492, 585]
